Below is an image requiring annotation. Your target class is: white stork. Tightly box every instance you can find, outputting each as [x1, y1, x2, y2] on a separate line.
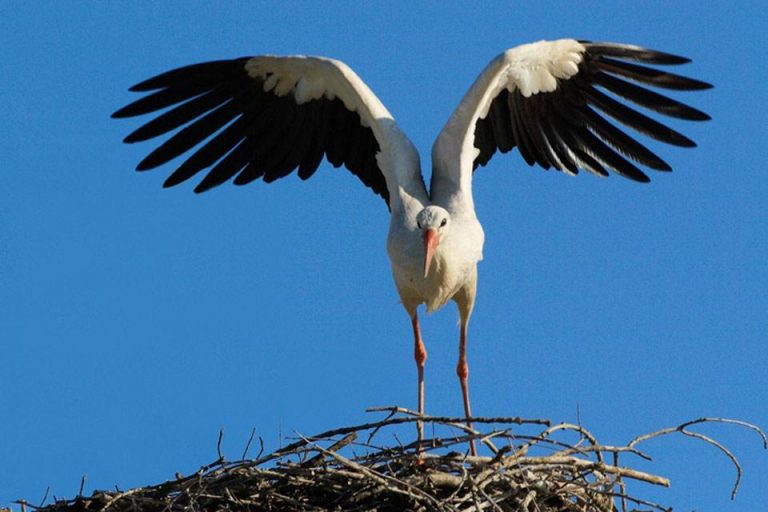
[113, 39, 711, 455]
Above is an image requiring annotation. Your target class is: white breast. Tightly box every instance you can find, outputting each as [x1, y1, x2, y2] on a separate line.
[387, 213, 484, 313]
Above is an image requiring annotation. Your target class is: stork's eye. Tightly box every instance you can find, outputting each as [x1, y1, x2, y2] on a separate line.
[417, 220, 422, 229]
[440, 218, 447, 227]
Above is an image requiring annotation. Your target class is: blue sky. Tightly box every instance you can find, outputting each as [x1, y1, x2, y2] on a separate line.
[1, 1, 766, 509]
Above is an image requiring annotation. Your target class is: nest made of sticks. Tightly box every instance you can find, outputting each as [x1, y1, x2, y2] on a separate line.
[16, 407, 766, 512]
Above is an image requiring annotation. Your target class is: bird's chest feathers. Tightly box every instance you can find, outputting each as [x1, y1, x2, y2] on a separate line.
[421, 249, 469, 311]
[389, 239, 476, 313]
[388, 213, 484, 312]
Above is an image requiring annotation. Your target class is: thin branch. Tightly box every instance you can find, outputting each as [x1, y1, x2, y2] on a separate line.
[512, 456, 669, 487]
[39, 488, 50, 508]
[627, 416, 767, 500]
[678, 428, 742, 499]
[216, 428, 225, 461]
[241, 427, 257, 460]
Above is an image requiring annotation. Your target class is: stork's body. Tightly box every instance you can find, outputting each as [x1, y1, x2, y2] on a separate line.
[388, 198, 484, 448]
[113, 39, 711, 455]
[388, 206, 483, 315]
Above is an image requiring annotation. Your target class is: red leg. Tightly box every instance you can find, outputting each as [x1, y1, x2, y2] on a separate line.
[412, 313, 427, 450]
[457, 320, 476, 456]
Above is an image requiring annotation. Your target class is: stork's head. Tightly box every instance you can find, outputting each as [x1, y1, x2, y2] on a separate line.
[416, 206, 450, 278]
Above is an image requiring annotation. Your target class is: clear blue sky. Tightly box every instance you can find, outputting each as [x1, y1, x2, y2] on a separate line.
[1, 1, 766, 509]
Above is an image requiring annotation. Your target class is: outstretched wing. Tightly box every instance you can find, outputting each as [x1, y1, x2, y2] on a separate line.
[113, 55, 424, 209]
[431, 40, 711, 203]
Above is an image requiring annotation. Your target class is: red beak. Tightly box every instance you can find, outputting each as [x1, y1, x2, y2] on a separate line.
[423, 228, 439, 278]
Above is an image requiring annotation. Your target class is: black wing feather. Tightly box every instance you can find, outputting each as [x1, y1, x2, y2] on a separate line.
[578, 105, 670, 171]
[194, 140, 253, 192]
[112, 85, 212, 118]
[487, 90, 514, 152]
[122, 86, 236, 143]
[297, 101, 328, 180]
[592, 57, 712, 90]
[593, 72, 710, 121]
[581, 85, 697, 147]
[472, 113, 496, 168]
[163, 115, 249, 186]
[135, 99, 241, 171]
[576, 43, 692, 65]
[270, 106, 311, 178]
[128, 58, 252, 92]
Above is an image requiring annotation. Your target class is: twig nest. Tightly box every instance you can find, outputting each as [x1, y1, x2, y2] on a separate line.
[19, 408, 765, 512]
